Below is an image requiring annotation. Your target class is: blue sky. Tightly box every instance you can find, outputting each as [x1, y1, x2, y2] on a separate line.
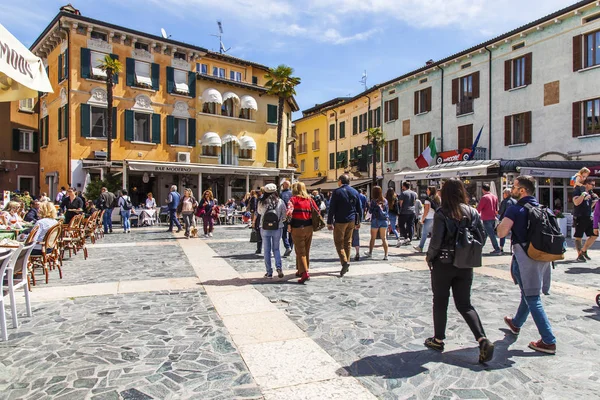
[1, 0, 574, 114]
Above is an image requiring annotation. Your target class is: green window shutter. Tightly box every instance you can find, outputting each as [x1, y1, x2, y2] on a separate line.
[44, 116, 49, 145]
[57, 107, 62, 140]
[267, 104, 277, 123]
[368, 111, 372, 129]
[80, 48, 90, 79]
[188, 71, 196, 98]
[126, 58, 135, 87]
[111, 54, 119, 84]
[329, 153, 334, 170]
[152, 114, 161, 144]
[64, 48, 69, 80]
[58, 53, 63, 82]
[64, 104, 69, 138]
[80, 104, 90, 138]
[125, 110, 134, 141]
[166, 67, 174, 94]
[112, 108, 117, 139]
[359, 115, 363, 133]
[329, 124, 335, 141]
[188, 118, 196, 147]
[166, 115, 175, 144]
[33, 132, 39, 153]
[339, 121, 345, 139]
[267, 142, 276, 161]
[12, 129, 19, 151]
[353, 116, 358, 135]
[151, 63, 160, 91]
[350, 148, 355, 160]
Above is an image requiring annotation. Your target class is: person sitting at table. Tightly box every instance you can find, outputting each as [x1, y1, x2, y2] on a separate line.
[145, 192, 157, 209]
[39, 192, 50, 202]
[85, 200, 97, 217]
[24, 201, 40, 222]
[31, 201, 59, 255]
[1, 201, 24, 227]
[63, 188, 84, 224]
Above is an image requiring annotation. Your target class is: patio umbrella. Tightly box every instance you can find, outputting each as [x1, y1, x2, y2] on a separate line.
[0, 22, 53, 101]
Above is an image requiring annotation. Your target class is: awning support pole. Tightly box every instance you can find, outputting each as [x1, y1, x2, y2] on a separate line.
[246, 174, 250, 194]
[122, 161, 127, 191]
[198, 173, 203, 195]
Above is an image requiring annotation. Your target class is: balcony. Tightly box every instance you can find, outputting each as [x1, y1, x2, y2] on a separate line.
[456, 99, 474, 116]
[471, 147, 487, 160]
[298, 144, 307, 154]
[312, 142, 320, 151]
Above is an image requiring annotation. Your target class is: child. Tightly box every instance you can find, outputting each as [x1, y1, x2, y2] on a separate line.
[570, 167, 590, 187]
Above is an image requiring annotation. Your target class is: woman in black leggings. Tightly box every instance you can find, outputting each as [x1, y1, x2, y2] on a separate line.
[424, 178, 494, 364]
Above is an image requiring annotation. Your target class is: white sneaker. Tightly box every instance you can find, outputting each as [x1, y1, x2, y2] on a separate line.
[203, 234, 209, 238]
[363, 251, 372, 258]
[208, 232, 213, 237]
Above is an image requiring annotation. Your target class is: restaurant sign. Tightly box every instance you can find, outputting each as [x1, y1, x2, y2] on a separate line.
[152, 166, 193, 173]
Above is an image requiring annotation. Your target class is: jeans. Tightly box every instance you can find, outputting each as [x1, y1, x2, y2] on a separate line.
[419, 219, 434, 250]
[430, 260, 486, 341]
[202, 214, 213, 234]
[262, 228, 282, 274]
[398, 213, 415, 240]
[182, 212, 194, 235]
[511, 257, 556, 344]
[103, 208, 113, 232]
[388, 213, 400, 239]
[483, 220, 500, 251]
[282, 221, 293, 250]
[169, 209, 182, 231]
[121, 210, 131, 232]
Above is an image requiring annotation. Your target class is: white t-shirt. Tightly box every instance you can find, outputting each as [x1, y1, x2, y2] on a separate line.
[145, 198, 156, 209]
[424, 200, 435, 220]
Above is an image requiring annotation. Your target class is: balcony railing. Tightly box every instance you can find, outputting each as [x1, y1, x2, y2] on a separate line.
[456, 99, 474, 116]
[471, 147, 487, 160]
[298, 144, 307, 154]
[312, 142, 320, 150]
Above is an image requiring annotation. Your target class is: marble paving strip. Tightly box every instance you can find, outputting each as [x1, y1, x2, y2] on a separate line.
[91, 240, 177, 248]
[178, 238, 377, 400]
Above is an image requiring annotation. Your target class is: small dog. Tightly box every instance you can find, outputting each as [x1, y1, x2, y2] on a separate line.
[190, 226, 199, 238]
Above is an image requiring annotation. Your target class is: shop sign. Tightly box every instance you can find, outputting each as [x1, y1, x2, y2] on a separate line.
[153, 166, 192, 173]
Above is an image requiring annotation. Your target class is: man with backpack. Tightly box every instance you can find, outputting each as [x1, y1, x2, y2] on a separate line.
[497, 175, 557, 355]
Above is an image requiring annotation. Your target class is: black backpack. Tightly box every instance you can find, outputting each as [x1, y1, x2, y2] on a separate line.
[121, 196, 133, 211]
[452, 206, 487, 269]
[261, 201, 280, 230]
[519, 200, 565, 262]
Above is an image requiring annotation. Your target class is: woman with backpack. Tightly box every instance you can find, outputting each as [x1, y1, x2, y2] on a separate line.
[414, 186, 441, 253]
[363, 186, 389, 260]
[424, 178, 493, 364]
[118, 189, 133, 234]
[386, 188, 400, 243]
[178, 188, 198, 238]
[257, 183, 287, 278]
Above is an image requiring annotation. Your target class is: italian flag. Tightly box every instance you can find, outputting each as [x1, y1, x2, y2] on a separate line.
[415, 138, 437, 169]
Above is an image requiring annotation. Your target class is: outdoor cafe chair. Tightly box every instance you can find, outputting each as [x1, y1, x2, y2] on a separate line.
[61, 214, 83, 259]
[0, 249, 17, 341]
[83, 210, 98, 245]
[95, 210, 105, 239]
[4, 242, 35, 334]
[29, 223, 62, 286]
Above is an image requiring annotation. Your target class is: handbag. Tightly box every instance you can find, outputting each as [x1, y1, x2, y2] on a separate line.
[311, 202, 326, 232]
[250, 229, 259, 243]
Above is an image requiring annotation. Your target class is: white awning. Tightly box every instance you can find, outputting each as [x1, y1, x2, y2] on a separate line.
[91, 67, 107, 78]
[0, 22, 53, 101]
[222, 91, 240, 104]
[126, 160, 285, 177]
[174, 82, 189, 94]
[201, 88, 222, 104]
[395, 161, 499, 181]
[240, 95, 258, 110]
[239, 136, 257, 150]
[200, 131, 221, 147]
[221, 134, 239, 145]
[136, 74, 152, 86]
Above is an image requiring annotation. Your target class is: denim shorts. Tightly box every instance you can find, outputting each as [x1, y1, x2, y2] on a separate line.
[371, 219, 389, 229]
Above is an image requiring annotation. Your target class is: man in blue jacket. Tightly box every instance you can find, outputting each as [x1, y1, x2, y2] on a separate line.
[165, 185, 182, 233]
[327, 174, 362, 277]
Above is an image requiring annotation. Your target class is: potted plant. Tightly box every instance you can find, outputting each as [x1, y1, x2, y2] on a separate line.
[554, 209, 567, 237]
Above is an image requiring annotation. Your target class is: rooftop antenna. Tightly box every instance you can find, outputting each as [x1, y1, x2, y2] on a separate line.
[160, 28, 171, 39]
[211, 20, 231, 54]
[359, 70, 368, 91]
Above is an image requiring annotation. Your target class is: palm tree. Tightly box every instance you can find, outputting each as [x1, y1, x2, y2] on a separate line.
[366, 127, 384, 186]
[264, 65, 301, 170]
[99, 55, 123, 163]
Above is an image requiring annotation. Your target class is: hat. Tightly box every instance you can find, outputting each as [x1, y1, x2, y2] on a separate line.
[264, 183, 277, 193]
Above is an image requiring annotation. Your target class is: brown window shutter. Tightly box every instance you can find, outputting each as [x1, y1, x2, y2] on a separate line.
[393, 139, 398, 161]
[572, 101, 582, 137]
[504, 59, 512, 91]
[426, 87, 432, 111]
[524, 111, 532, 143]
[505, 115, 512, 146]
[384, 101, 389, 122]
[426, 132, 431, 145]
[472, 71, 480, 99]
[573, 35, 582, 72]
[524, 53, 533, 85]
[414, 91, 419, 115]
[457, 126, 463, 149]
[384, 142, 389, 162]
[414, 135, 419, 158]
[452, 78, 459, 104]
[394, 98, 399, 120]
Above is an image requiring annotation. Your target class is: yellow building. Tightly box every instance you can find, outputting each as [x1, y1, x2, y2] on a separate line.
[30, 5, 298, 203]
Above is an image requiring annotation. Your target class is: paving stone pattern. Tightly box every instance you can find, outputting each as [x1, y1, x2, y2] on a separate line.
[0, 290, 261, 400]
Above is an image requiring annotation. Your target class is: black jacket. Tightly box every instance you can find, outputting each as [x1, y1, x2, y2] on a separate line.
[426, 204, 484, 263]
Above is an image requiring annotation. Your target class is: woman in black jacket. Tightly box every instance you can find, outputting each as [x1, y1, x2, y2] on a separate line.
[424, 178, 494, 363]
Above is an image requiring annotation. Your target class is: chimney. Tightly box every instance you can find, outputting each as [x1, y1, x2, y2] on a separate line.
[425, 59, 434, 66]
[60, 4, 81, 15]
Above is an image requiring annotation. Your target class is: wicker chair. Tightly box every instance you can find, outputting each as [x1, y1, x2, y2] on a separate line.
[84, 210, 98, 245]
[61, 214, 83, 259]
[95, 210, 105, 239]
[29, 223, 62, 285]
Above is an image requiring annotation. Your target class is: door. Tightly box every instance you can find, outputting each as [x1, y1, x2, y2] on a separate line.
[18, 176, 34, 194]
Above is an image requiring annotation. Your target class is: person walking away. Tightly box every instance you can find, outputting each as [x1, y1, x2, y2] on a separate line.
[414, 195, 424, 241]
[572, 178, 598, 262]
[165, 185, 182, 233]
[252, 189, 265, 254]
[98, 187, 116, 234]
[397, 182, 417, 247]
[63, 188, 84, 224]
[478, 183, 502, 255]
[178, 188, 198, 238]
[359, 189, 368, 222]
[327, 174, 363, 277]
[498, 188, 517, 253]
[118, 190, 133, 233]
[286, 182, 318, 283]
[497, 175, 557, 354]
[386, 188, 400, 242]
[364, 186, 389, 260]
[55, 186, 66, 204]
[24, 201, 40, 222]
[424, 178, 494, 363]
[258, 184, 287, 278]
[280, 180, 293, 257]
[198, 190, 215, 238]
[415, 186, 440, 253]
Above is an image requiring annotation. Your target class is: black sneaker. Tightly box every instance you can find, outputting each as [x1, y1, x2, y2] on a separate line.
[478, 338, 494, 363]
[276, 268, 284, 278]
[424, 337, 444, 352]
[354, 254, 360, 262]
[576, 253, 587, 262]
[283, 248, 292, 257]
[340, 263, 349, 277]
[583, 251, 591, 261]
[264, 273, 273, 279]
[255, 249, 261, 255]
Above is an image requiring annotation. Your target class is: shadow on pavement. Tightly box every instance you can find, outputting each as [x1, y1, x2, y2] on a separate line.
[201, 270, 343, 287]
[564, 266, 600, 274]
[337, 331, 547, 379]
[582, 306, 600, 321]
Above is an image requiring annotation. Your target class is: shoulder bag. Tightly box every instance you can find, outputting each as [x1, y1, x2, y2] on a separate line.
[311, 199, 326, 231]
